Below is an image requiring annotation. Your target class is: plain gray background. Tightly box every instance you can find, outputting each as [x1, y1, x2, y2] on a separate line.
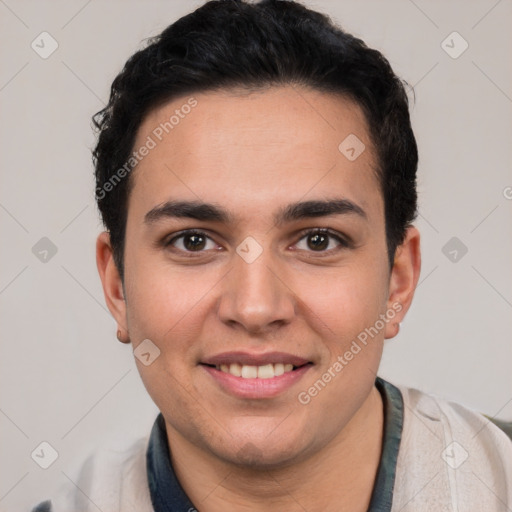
[1, 0, 511, 509]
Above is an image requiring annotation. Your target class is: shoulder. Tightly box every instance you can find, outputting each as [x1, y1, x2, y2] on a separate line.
[390, 381, 512, 511]
[30, 434, 153, 512]
[398, 382, 512, 447]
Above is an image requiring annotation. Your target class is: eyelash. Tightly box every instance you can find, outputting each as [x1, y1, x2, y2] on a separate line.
[164, 228, 351, 257]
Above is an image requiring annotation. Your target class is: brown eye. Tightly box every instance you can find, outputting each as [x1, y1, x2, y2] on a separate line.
[295, 229, 349, 253]
[307, 232, 329, 251]
[166, 230, 217, 253]
[182, 233, 206, 251]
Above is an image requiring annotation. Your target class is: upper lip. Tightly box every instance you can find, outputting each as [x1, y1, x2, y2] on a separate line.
[201, 351, 311, 367]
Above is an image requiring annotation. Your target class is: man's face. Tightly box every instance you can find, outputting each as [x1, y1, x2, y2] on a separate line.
[105, 86, 408, 466]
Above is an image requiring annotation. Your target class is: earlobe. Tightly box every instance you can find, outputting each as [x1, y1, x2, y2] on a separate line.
[384, 226, 421, 339]
[96, 231, 128, 332]
[116, 329, 131, 344]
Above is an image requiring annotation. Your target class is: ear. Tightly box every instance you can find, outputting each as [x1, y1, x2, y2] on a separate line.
[96, 231, 128, 333]
[384, 226, 421, 339]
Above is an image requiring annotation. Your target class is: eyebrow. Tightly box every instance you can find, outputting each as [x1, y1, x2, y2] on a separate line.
[144, 198, 367, 226]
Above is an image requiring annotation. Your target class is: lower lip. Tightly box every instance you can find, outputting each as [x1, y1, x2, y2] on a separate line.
[201, 364, 312, 399]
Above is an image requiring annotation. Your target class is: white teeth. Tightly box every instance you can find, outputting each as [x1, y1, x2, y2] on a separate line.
[274, 363, 284, 376]
[217, 362, 297, 378]
[229, 363, 242, 377]
[241, 365, 258, 378]
[257, 364, 274, 379]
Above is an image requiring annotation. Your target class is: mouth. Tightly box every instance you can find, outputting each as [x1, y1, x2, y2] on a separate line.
[199, 351, 313, 399]
[202, 362, 311, 379]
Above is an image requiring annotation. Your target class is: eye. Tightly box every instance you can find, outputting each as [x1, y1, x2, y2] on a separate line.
[164, 228, 351, 257]
[294, 228, 350, 253]
[166, 230, 218, 253]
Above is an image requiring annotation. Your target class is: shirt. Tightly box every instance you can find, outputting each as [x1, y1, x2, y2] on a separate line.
[31, 377, 512, 512]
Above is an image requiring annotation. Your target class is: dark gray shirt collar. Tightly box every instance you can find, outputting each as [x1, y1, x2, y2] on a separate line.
[146, 376, 404, 512]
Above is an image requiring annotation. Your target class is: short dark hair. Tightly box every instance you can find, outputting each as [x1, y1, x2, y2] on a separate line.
[93, 0, 418, 280]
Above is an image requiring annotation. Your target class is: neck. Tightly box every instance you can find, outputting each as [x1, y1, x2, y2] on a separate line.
[166, 385, 384, 512]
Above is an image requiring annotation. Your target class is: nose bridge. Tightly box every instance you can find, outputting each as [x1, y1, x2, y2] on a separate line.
[217, 240, 295, 332]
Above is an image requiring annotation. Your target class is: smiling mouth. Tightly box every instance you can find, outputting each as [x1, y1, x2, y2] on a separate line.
[202, 362, 312, 379]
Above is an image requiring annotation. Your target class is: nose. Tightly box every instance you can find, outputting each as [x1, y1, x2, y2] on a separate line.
[217, 246, 296, 335]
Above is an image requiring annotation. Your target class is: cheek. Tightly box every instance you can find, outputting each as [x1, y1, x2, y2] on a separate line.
[293, 261, 389, 405]
[124, 247, 215, 339]
[293, 265, 387, 425]
[295, 258, 389, 334]
[123, 267, 208, 415]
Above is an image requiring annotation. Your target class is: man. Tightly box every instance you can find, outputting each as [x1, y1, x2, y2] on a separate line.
[32, 0, 512, 511]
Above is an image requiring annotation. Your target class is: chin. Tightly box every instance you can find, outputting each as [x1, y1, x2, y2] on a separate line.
[214, 432, 308, 470]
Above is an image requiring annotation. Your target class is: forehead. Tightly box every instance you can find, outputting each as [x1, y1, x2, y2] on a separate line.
[128, 86, 382, 224]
